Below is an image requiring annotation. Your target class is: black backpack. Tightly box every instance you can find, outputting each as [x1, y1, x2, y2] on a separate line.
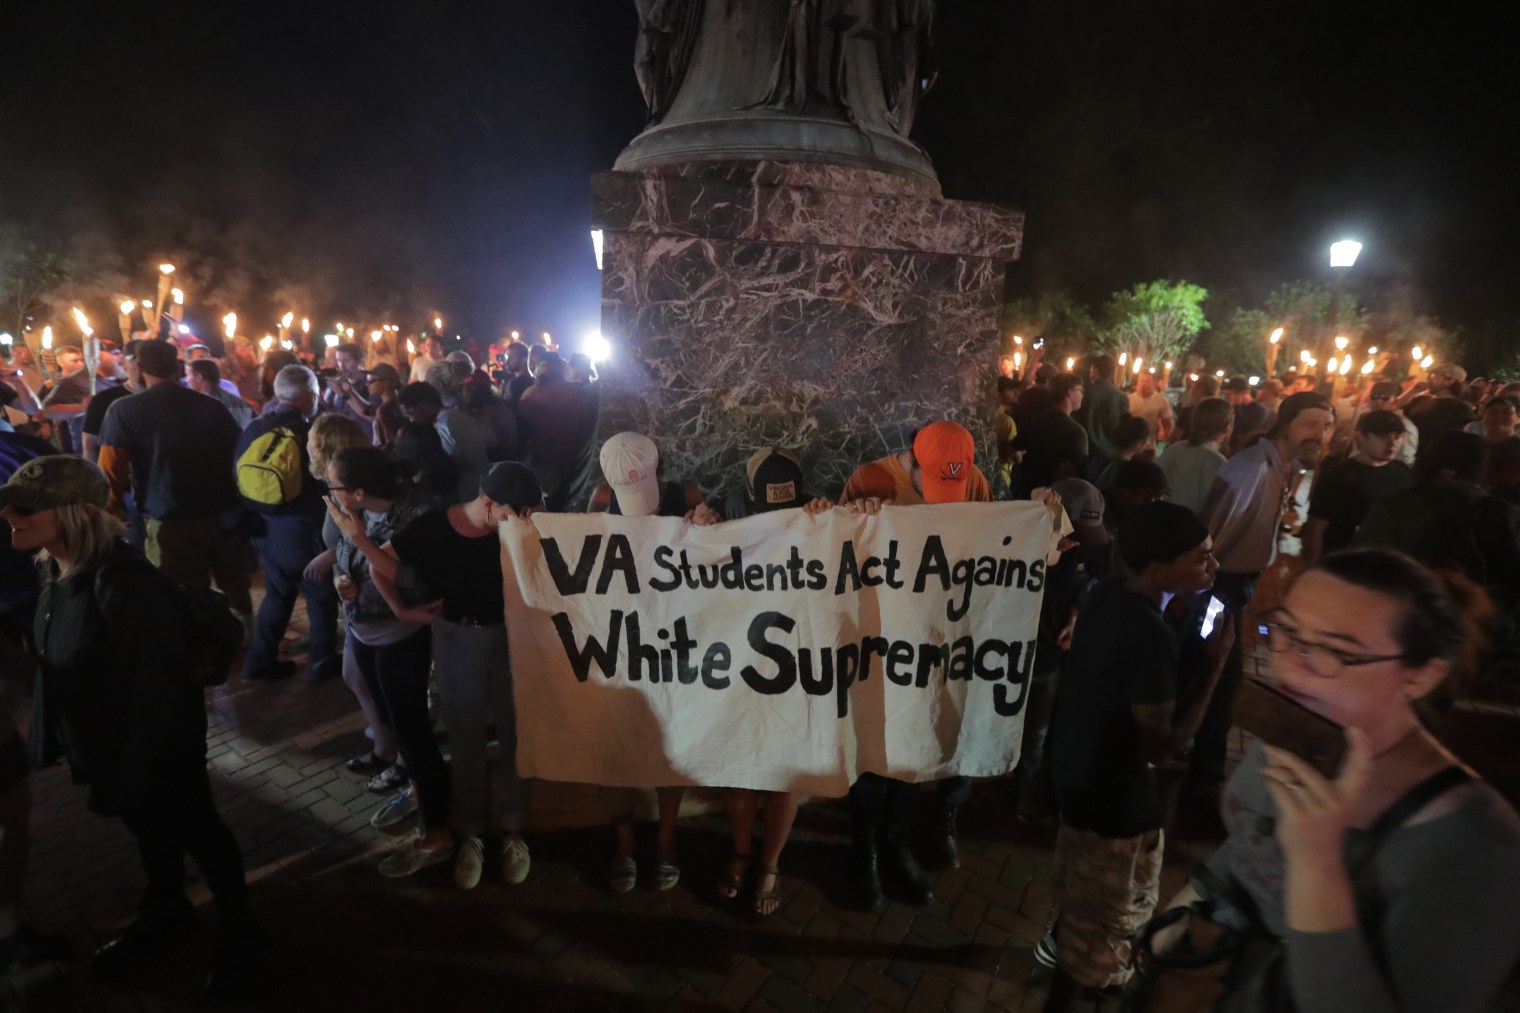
[96, 562, 244, 687]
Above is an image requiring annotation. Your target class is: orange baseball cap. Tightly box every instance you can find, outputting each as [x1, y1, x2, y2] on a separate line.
[913, 420, 976, 503]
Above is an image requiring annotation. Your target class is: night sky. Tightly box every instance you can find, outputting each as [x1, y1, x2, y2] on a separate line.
[3, 1, 1516, 356]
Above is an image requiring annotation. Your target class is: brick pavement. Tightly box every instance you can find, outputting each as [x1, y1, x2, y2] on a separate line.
[6, 596, 1520, 1012]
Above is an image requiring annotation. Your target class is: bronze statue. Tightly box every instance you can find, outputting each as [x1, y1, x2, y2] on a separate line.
[633, 0, 704, 124]
[875, 0, 935, 135]
[756, 0, 858, 117]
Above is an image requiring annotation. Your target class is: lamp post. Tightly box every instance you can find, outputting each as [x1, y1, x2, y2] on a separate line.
[1323, 240, 1361, 390]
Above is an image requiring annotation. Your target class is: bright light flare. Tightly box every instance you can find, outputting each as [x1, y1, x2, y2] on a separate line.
[1248, 376, 1260, 386]
[510, 330, 520, 341]
[590, 228, 604, 271]
[1215, 369, 1225, 377]
[345, 328, 354, 338]
[0, 333, 11, 346]
[433, 317, 443, 331]
[582, 329, 612, 363]
[324, 334, 340, 348]
[1330, 239, 1362, 268]
[1065, 357, 1075, 370]
[177, 324, 190, 335]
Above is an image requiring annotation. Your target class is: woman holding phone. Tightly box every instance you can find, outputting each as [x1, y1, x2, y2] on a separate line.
[1145, 549, 1520, 1013]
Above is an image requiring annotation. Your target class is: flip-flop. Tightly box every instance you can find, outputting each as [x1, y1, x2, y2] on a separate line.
[610, 857, 637, 894]
[716, 853, 751, 901]
[753, 865, 781, 918]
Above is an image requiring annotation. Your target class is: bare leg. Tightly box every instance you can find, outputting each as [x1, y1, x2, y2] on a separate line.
[718, 790, 757, 899]
[756, 792, 798, 868]
[655, 787, 683, 863]
[613, 821, 636, 863]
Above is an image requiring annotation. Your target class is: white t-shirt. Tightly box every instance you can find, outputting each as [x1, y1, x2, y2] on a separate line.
[408, 353, 436, 384]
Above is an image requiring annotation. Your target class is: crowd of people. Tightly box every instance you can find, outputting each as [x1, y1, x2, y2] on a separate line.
[1, 329, 1518, 1010]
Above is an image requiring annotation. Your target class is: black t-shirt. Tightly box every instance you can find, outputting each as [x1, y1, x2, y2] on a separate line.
[1049, 579, 1177, 837]
[389, 508, 504, 625]
[1487, 437, 1520, 504]
[1308, 458, 1415, 555]
[1013, 409, 1090, 496]
[81, 384, 133, 437]
[98, 383, 240, 520]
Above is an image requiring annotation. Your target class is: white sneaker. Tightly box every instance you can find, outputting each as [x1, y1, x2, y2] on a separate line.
[502, 834, 531, 885]
[454, 836, 484, 890]
[370, 787, 417, 831]
[378, 835, 451, 879]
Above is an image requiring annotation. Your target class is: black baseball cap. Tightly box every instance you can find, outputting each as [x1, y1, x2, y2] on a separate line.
[479, 462, 544, 510]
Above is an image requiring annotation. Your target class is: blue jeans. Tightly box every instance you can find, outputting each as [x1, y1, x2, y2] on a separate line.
[245, 514, 337, 675]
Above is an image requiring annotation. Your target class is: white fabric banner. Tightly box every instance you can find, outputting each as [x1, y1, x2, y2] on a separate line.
[499, 501, 1067, 797]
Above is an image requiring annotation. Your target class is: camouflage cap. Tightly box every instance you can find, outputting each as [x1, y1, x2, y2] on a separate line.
[0, 455, 109, 511]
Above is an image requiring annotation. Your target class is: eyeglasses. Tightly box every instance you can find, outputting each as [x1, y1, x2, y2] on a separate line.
[1258, 611, 1409, 678]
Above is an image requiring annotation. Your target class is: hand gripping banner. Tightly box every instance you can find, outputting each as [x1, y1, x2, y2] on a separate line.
[499, 501, 1068, 796]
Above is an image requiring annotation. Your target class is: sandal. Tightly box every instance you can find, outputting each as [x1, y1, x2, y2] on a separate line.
[654, 860, 681, 892]
[753, 865, 781, 918]
[366, 764, 411, 794]
[346, 751, 391, 776]
[610, 857, 637, 894]
[716, 853, 751, 901]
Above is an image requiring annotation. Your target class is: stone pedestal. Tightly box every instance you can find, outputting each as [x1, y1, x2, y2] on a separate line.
[589, 161, 1023, 499]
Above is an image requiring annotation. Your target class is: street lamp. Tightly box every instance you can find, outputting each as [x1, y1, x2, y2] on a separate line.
[1329, 240, 1362, 268]
[1322, 239, 1362, 388]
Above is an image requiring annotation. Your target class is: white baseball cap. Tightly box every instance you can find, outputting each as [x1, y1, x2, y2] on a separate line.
[599, 432, 660, 516]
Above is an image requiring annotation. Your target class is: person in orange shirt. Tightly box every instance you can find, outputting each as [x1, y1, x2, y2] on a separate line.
[838, 420, 990, 912]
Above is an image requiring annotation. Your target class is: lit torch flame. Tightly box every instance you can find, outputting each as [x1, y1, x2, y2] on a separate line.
[171, 288, 184, 306]
[282, 312, 294, 329]
[159, 264, 175, 275]
[259, 336, 274, 351]
[223, 312, 237, 339]
[42, 326, 53, 349]
[71, 308, 92, 336]
[119, 300, 135, 316]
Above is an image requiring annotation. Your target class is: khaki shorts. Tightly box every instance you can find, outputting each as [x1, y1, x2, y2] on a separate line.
[1051, 821, 1164, 989]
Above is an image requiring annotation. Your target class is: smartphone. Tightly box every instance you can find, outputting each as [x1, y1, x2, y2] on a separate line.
[1234, 678, 1346, 778]
[1033, 336, 1046, 350]
[1199, 595, 1226, 638]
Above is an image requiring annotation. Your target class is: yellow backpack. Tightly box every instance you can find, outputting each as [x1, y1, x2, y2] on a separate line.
[236, 427, 303, 506]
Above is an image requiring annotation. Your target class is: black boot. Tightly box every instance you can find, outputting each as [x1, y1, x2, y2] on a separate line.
[853, 840, 886, 914]
[93, 897, 197, 976]
[921, 803, 960, 870]
[881, 834, 933, 906]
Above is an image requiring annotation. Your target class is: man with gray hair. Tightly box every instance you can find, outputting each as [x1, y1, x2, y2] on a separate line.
[234, 364, 339, 682]
[422, 361, 496, 504]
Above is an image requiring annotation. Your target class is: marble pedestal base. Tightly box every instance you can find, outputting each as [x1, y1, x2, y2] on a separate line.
[589, 162, 1023, 501]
